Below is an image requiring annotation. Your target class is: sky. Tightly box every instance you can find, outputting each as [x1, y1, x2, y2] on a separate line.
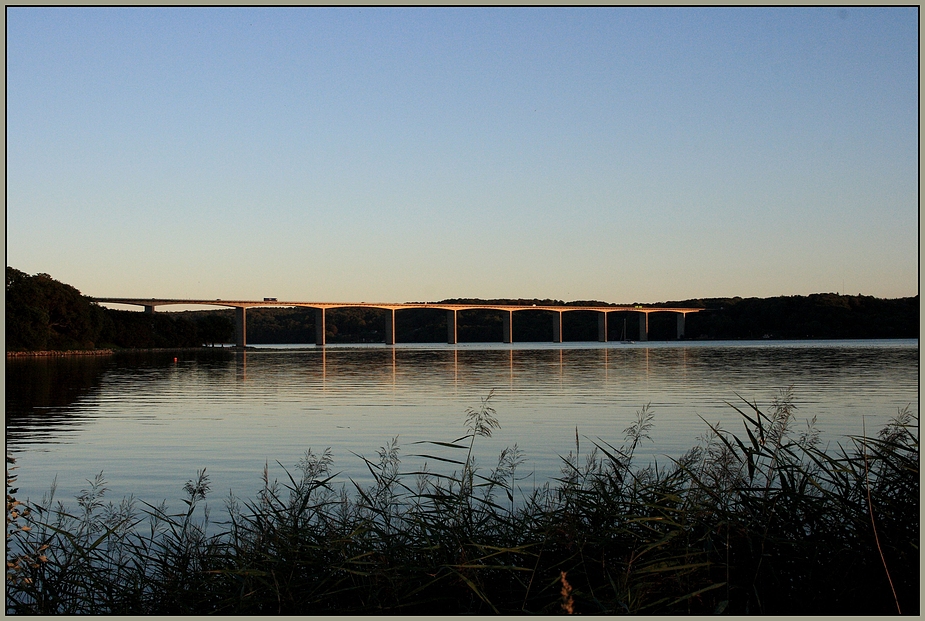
[6, 7, 919, 306]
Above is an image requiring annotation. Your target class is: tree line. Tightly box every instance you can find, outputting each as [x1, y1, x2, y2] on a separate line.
[6, 268, 231, 351]
[5, 267, 919, 351]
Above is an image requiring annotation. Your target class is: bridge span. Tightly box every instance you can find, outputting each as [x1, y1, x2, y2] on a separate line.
[94, 298, 704, 347]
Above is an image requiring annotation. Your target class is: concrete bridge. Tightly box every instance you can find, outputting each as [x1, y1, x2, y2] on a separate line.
[94, 298, 704, 347]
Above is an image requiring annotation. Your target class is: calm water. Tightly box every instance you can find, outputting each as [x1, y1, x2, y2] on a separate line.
[6, 340, 918, 510]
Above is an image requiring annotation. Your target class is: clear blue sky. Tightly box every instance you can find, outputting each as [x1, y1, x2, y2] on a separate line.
[7, 7, 919, 305]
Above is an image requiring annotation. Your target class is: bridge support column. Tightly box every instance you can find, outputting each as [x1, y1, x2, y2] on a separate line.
[144, 305, 155, 314]
[502, 311, 512, 343]
[676, 313, 685, 340]
[385, 309, 396, 345]
[638, 312, 648, 342]
[553, 312, 563, 343]
[598, 312, 608, 342]
[447, 310, 457, 344]
[235, 307, 247, 348]
[315, 308, 326, 346]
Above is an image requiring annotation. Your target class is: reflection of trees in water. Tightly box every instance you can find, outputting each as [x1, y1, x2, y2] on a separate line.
[6, 356, 111, 442]
[6, 356, 113, 410]
[6, 350, 236, 444]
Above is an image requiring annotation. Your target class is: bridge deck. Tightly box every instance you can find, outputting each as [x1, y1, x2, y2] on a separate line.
[94, 298, 703, 314]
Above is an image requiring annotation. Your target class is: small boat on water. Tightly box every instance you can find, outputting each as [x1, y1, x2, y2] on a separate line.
[620, 318, 634, 344]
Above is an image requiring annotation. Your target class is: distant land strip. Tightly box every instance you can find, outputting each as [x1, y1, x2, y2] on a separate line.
[6, 349, 115, 357]
[5, 267, 918, 352]
[5, 347, 224, 357]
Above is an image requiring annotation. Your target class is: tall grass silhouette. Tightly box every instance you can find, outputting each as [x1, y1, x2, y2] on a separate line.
[7, 390, 918, 614]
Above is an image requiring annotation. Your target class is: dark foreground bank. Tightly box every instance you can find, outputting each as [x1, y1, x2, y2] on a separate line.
[6, 392, 918, 614]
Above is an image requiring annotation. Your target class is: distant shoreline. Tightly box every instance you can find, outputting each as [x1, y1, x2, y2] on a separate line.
[5, 347, 228, 357]
[6, 349, 115, 357]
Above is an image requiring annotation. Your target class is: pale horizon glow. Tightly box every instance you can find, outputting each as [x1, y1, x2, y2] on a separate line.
[7, 7, 919, 304]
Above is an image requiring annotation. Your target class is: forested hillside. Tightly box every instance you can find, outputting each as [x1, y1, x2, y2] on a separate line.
[679, 294, 919, 339]
[5, 267, 919, 350]
[6, 268, 109, 350]
[6, 268, 232, 351]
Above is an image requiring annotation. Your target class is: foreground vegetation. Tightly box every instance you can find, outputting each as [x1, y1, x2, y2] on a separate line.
[7, 392, 918, 614]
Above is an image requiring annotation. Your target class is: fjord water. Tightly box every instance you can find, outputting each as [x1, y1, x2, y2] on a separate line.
[7, 340, 918, 511]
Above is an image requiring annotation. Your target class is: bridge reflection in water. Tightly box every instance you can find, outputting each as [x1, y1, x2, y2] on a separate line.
[94, 299, 704, 347]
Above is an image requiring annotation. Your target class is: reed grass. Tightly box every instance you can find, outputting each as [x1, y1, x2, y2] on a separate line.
[6, 390, 918, 614]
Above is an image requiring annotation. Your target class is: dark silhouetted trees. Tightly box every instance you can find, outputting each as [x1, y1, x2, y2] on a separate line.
[6, 268, 110, 350]
[7, 268, 229, 351]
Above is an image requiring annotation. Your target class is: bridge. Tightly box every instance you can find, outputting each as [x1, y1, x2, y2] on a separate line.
[93, 298, 705, 348]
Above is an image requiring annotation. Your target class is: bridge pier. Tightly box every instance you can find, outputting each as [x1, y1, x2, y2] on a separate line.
[638, 312, 648, 342]
[92, 299, 703, 346]
[447, 310, 457, 344]
[385, 309, 396, 345]
[235, 307, 247, 348]
[552, 312, 563, 343]
[315, 308, 326, 346]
